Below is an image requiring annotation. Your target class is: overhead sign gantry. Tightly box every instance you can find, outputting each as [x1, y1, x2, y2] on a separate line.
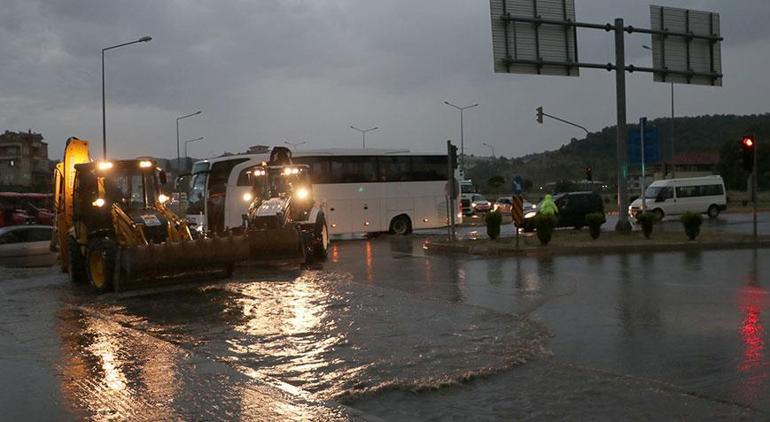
[489, 0, 723, 230]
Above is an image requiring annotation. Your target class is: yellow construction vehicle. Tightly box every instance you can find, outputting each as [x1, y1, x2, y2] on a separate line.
[52, 137, 248, 292]
[242, 147, 329, 264]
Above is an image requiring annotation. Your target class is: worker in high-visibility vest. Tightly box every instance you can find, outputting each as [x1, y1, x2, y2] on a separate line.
[538, 194, 559, 217]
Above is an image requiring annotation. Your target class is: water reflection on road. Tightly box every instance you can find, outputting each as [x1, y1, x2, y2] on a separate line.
[331, 235, 770, 416]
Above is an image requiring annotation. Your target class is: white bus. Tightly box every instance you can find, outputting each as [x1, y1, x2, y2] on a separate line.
[184, 149, 461, 236]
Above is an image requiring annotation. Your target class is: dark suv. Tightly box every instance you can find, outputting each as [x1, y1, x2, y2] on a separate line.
[523, 192, 605, 231]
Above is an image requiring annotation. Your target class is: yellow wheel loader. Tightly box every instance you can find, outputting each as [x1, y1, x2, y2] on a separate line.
[52, 137, 249, 292]
[242, 147, 329, 264]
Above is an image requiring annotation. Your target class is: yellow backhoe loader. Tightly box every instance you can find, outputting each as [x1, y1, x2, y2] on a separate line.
[52, 137, 249, 292]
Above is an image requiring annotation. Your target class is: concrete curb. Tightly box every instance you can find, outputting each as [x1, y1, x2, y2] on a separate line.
[426, 238, 770, 258]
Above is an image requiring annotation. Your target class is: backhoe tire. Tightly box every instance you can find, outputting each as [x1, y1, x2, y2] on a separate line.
[67, 236, 87, 284]
[86, 237, 118, 293]
[312, 215, 329, 261]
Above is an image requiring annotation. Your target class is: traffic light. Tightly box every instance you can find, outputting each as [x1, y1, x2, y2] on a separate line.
[448, 142, 458, 169]
[741, 135, 755, 173]
[585, 166, 593, 182]
[536, 107, 544, 124]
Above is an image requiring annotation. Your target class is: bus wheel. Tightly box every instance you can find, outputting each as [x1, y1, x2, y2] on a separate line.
[390, 215, 412, 236]
[707, 205, 720, 219]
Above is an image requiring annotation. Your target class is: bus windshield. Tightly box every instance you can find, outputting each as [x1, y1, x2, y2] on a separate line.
[187, 172, 208, 214]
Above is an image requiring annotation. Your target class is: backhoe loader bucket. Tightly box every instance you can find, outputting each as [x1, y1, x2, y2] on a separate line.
[246, 226, 307, 263]
[115, 234, 251, 291]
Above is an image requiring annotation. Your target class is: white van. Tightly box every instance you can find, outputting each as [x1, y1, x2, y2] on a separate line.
[629, 175, 727, 220]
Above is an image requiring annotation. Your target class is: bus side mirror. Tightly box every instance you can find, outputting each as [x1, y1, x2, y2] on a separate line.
[159, 170, 168, 185]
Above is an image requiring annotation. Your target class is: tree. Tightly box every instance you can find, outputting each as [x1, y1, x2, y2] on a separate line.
[488, 175, 506, 189]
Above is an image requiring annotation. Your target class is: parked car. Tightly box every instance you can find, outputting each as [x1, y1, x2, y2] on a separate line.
[629, 175, 726, 221]
[470, 194, 492, 214]
[0, 225, 57, 268]
[494, 196, 535, 214]
[523, 192, 604, 231]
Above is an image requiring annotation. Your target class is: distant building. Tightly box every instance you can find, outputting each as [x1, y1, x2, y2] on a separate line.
[0, 130, 51, 189]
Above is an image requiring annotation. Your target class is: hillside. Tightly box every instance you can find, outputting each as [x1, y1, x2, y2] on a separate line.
[466, 113, 770, 193]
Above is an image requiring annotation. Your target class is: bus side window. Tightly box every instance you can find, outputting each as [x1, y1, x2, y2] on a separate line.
[378, 157, 411, 182]
[410, 156, 448, 181]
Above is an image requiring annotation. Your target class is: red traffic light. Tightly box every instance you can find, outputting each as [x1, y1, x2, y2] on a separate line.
[743, 136, 755, 148]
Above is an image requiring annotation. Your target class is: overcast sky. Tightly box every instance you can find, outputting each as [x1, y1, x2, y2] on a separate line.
[1, 0, 768, 160]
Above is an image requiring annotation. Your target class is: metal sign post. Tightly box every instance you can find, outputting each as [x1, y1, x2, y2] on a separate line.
[640, 117, 647, 212]
[489, 1, 723, 232]
[753, 137, 758, 240]
[446, 140, 458, 241]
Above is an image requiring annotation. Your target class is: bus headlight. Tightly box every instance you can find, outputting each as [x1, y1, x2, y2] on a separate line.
[295, 187, 310, 200]
[158, 194, 169, 204]
[92, 198, 106, 207]
[243, 192, 253, 202]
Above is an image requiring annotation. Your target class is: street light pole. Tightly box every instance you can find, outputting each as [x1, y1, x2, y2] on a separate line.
[482, 142, 495, 158]
[284, 140, 307, 150]
[350, 125, 378, 149]
[176, 111, 202, 172]
[444, 101, 479, 175]
[101, 35, 152, 159]
[184, 137, 204, 159]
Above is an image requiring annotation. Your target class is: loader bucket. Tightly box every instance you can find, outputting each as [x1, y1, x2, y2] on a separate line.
[246, 225, 307, 262]
[116, 234, 250, 291]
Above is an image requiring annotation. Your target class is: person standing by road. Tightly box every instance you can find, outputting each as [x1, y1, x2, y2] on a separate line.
[539, 194, 559, 217]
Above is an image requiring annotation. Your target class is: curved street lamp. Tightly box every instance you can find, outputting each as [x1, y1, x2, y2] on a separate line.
[184, 136, 205, 159]
[350, 125, 378, 149]
[443, 101, 479, 174]
[102, 35, 152, 159]
[176, 111, 202, 171]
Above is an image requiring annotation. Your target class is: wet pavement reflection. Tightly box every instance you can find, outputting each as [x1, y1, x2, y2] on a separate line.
[332, 235, 770, 419]
[2, 219, 770, 419]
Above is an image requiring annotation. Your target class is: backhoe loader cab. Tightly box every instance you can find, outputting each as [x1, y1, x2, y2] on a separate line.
[242, 147, 329, 263]
[72, 160, 170, 239]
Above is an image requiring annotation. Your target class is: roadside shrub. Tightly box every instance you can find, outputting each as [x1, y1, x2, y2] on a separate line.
[681, 211, 703, 241]
[585, 212, 606, 240]
[535, 214, 557, 245]
[485, 210, 503, 240]
[637, 212, 657, 239]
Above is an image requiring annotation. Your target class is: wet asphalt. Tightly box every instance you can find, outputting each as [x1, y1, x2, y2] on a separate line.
[1, 212, 769, 420]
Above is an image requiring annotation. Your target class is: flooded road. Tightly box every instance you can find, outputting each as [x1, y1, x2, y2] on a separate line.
[1, 225, 769, 419]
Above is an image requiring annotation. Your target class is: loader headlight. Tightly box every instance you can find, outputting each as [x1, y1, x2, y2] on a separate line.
[295, 187, 310, 200]
[158, 194, 169, 204]
[92, 198, 106, 207]
[97, 161, 113, 171]
[139, 160, 153, 168]
[283, 167, 300, 176]
[243, 192, 253, 202]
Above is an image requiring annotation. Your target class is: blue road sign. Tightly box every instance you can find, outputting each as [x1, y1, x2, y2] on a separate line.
[629, 127, 661, 164]
[512, 175, 524, 195]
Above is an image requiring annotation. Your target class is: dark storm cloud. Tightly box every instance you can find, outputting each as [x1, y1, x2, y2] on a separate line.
[1, 0, 769, 159]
